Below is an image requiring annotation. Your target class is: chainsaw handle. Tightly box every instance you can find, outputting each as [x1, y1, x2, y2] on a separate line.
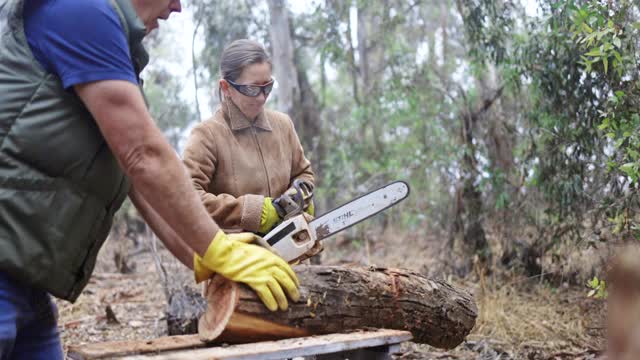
[273, 180, 314, 220]
[292, 179, 313, 204]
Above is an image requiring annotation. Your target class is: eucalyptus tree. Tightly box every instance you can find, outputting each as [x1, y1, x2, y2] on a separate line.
[519, 0, 640, 253]
[458, 0, 640, 277]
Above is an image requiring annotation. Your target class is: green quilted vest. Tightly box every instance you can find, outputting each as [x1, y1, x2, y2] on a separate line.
[0, 0, 148, 301]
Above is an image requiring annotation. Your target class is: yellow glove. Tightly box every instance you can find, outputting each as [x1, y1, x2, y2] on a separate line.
[306, 200, 315, 216]
[193, 254, 214, 283]
[193, 233, 259, 283]
[259, 197, 281, 234]
[193, 231, 300, 311]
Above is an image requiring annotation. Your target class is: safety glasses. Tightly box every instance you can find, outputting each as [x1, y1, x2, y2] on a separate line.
[226, 78, 275, 97]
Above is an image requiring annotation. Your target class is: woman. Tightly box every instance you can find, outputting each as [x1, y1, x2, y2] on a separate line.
[182, 39, 314, 237]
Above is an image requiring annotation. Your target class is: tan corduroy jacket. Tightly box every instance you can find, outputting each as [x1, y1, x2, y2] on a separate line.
[182, 100, 315, 233]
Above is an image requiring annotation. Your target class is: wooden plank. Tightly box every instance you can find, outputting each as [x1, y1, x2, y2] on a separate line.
[67, 335, 206, 360]
[316, 344, 402, 360]
[118, 329, 412, 360]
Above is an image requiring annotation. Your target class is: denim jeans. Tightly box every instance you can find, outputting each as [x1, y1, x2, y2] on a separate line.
[0, 272, 63, 360]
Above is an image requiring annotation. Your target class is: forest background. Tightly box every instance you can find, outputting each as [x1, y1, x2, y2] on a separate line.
[84, 0, 640, 358]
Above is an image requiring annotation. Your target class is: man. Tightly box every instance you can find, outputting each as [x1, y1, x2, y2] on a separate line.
[0, 1, 300, 358]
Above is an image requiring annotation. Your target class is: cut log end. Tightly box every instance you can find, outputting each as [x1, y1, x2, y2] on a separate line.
[217, 312, 311, 343]
[198, 275, 239, 342]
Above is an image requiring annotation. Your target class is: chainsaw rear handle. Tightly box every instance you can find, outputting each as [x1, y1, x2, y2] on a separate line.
[272, 179, 314, 220]
[293, 179, 314, 204]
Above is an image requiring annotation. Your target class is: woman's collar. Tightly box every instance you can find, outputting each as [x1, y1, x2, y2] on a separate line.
[222, 99, 272, 131]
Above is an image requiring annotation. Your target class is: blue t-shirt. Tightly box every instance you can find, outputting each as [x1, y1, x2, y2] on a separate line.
[23, 0, 138, 89]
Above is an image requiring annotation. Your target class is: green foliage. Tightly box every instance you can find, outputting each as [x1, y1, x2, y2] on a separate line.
[518, 16, 597, 222]
[569, 0, 640, 239]
[571, 2, 625, 76]
[586, 276, 608, 299]
[507, 0, 640, 248]
[457, 0, 517, 64]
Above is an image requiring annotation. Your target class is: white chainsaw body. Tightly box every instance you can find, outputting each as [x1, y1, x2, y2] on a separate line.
[260, 214, 316, 262]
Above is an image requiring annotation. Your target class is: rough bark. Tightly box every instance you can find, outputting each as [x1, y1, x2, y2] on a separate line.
[167, 265, 477, 350]
[268, 0, 298, 117]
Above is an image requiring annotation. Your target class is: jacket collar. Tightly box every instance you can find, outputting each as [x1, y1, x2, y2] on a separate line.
[222, 99, 272, 132]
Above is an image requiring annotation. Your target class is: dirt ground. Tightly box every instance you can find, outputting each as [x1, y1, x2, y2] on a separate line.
[57, 226, 606, 359]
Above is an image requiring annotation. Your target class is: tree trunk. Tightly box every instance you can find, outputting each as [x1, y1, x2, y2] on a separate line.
[267, 0, 325, 210]
[450, 110, 491, 275]
[448, 84, 505, 275]
[482, 65, 518, 269]
[267, 0, 298, 117]
[440, 0, 449, 68]
[357, 4, 370, 95]
[295, 53, 324, 173]
[167, 265, 477, 350]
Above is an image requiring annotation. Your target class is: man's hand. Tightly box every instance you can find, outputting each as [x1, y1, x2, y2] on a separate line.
[194, 231, 300, 311]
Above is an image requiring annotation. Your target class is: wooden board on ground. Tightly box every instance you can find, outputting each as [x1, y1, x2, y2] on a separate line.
[68, 328, 412, 360]
[67, 335, 205, 360]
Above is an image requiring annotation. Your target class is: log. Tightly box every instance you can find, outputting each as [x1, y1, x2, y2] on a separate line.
[167, 265, 477, 349]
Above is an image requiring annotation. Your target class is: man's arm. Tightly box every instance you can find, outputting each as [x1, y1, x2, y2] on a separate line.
[77, 80, 300, 311]
[129, 185, 194, 269]
[75, 80, 216, 256]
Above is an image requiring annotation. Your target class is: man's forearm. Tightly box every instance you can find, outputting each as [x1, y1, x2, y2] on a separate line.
[129, 186, 194, 269]
[123, 138, 215, 255]
[75, 80, 218, 255]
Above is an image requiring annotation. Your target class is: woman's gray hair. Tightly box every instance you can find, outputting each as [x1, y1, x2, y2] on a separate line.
[219, 39, 272, 101]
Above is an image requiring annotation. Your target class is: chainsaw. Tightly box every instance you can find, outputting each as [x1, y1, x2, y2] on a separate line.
[257, 180, 410, 263]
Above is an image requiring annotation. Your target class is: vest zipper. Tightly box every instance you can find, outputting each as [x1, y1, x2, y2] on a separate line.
[251, 125, 272, 196]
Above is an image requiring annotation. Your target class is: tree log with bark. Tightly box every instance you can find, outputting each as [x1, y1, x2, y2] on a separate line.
[167, 265, 477, 350]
